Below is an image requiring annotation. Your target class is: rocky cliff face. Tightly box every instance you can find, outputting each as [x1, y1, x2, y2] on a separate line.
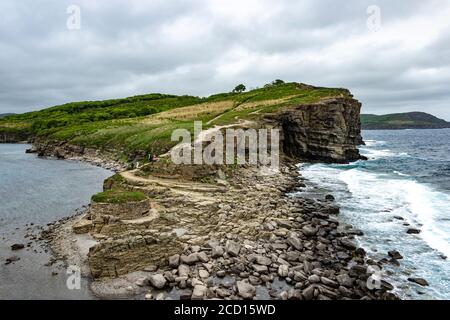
[277, 97, 364, 163]
[0, 131, 30, 143]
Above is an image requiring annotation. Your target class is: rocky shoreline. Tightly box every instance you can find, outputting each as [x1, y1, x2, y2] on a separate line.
[43, 160, 398, 300]
[26, 139, 127, 172]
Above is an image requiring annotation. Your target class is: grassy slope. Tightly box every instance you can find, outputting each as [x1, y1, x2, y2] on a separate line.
[0, 82, 349, 158]
[361, 112, 450, 130]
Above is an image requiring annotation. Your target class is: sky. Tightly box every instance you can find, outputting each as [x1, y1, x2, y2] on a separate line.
[1, 0, 450, 119]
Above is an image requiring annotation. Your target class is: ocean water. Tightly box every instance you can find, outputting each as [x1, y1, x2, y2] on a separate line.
[0, 144, 111, 299]
[299, 128, 450, 300]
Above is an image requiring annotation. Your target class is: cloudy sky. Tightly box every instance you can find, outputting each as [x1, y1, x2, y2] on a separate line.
[1, 0, 450, 119]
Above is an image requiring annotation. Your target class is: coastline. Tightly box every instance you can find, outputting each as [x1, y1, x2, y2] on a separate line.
[43, 156, 398, 300]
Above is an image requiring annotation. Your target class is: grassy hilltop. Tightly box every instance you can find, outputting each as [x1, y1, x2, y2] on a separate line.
[0, 82, 349, 158]
[361, 112, 450, 130]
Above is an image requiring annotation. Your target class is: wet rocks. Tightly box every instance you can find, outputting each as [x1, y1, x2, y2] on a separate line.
[408, 278, 429, 287]
[11, 243, 25, 251]
[339, 238, 357, 250]
[5, 256, 20, 265]
[406, 228, 421, 234]
[388, 250, 403, 260]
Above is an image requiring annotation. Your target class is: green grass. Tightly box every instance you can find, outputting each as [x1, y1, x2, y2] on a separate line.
[91, 190, 146, 204]
[0, 82, 350, 159]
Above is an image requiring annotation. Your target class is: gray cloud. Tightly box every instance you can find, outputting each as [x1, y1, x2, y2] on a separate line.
[1, 0, 449, 119]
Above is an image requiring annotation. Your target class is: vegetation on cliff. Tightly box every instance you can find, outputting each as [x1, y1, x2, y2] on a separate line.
[361, 112, 450, 130]
[91, 190, 146, 204]
[0, 82, 350, 157]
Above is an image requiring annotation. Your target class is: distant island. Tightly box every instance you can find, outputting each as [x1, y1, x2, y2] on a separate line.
[361, 112, 450, 130]
[0, 113, 15, 119]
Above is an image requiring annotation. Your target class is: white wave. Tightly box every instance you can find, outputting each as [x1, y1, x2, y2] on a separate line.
[364, 140, 386, 147]
[393, 170, 410, 177]
[360, 147, 409, 160]
[338, 168, 450, 258]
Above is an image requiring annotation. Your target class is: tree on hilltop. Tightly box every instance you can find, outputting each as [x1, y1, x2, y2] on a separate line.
[232, 84, 246, 93]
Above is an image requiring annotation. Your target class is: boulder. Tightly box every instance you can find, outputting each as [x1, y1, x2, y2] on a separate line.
[11, 244, 25, 251]
[237, 281, 256, 299]
[168, 254, 180, 268]
[255, 255, 272, 266]
[225, 240, 241, 257]
[286, 236, 303, 250]
[148, 274, 167, 289]
[278, 265, 289, 278]
[211, 246, 224, 258]
[408, 278, 429, 287]
[388, 250, 403, 260]
[191, 285, 207, 300]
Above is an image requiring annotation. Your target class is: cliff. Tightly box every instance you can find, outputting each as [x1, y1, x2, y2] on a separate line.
[277, 97, 364, 163]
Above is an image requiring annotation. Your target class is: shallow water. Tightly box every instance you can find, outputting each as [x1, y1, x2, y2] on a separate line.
[298, 129, 450, 300]
[0, 144, 111, 299]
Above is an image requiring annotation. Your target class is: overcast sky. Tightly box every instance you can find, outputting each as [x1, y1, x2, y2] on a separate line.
[1, 0, 450, 119]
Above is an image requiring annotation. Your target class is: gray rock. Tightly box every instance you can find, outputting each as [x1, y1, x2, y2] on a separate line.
[406, 228, 421, 234]
[211, 246, 224, 258]
[216, 270, 226, 277]
[216, 288, 231, 298]
[302, 225, 317, 237]
[408, 278, 429, 287]
[11, 244, 25, 251]
[288, 289, 302, 300]
[191, 285, 207, 300]
[199, 270, 209, 279]
[278, 265, 289, 278]
[252, 264, 268, 273]
[148, 274, 167, 289]
[340, 238, 357, 250]
[5, 256, 20, 265]
[286, 251, 300, 261]
[302, 285, 315, 300]
[168, 254, 180, 268]
[225, 240, 241, 257]
[307, 274, 320, 283]
[287, 236, 303, 250]
[197, 251, 209, 263]
[178, 264, 190, 277]
[237, 281, 256, 299]
[388, 250, 403, 260]
[255, 255, 272, 266]
[320, 277, 339, 288]
[181, 253, 199, 265]
[336, 274, 354, 288]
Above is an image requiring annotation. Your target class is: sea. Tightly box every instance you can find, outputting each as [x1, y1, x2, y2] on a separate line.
[0, 144, 111, 299]
[298, 128, 450, 300]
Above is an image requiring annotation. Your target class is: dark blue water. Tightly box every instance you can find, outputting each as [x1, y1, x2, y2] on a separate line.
[0, 144, 111, 299]
[300, 129, 450, 300]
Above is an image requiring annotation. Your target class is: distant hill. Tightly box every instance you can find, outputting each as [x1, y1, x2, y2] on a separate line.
[361, 112, 450, 130]
[0, 113, 15, 119]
